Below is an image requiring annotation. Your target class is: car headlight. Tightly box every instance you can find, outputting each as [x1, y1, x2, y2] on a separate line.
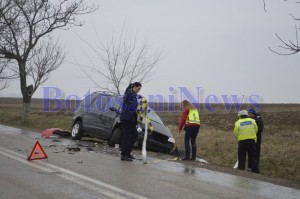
[168, 137, 175, 144]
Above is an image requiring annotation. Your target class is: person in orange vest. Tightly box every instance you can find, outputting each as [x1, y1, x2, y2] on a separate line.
[233, 110, 259, 173]
[178, 100, 200, 160]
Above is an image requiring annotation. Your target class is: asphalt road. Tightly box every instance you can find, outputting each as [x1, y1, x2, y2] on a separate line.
[0, 124, 299, 199]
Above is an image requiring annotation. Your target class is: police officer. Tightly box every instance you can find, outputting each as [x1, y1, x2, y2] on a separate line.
[233, 110, 259, 173]
[178, 100, 200, 161]
[248, 108, 264, 170]
[120, 82, 142, 161]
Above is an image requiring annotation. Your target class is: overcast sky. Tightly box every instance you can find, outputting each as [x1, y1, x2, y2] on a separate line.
[1, 0, 300, 103]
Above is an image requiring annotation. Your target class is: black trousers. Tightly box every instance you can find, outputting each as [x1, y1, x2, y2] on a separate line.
[121, 121, 138, 157]
[238, 139, 259, 173]
[184, 126, 200, 159]
[248, 135, 262, 169]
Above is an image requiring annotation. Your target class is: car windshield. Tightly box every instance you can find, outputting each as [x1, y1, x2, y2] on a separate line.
[148, 109, 164, 125]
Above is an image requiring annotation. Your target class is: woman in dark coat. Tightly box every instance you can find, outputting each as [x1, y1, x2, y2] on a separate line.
[120, 82, 142, 161]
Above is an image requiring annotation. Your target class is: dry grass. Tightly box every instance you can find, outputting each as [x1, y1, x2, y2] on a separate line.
[157, 107, 300, 183]
[166, 123, 300, 183]
[168, 124, 238, 166]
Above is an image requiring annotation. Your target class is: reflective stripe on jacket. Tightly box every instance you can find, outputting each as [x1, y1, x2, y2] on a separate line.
[233, 118, 258, 141]
[186, 109, 200, 125]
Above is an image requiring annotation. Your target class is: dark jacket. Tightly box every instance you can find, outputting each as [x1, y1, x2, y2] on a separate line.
[120, 87, 138, 124]
[254, 113, 264, 143]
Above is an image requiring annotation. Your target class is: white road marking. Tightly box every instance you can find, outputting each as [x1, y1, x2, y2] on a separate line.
[0, 146, 149, 199]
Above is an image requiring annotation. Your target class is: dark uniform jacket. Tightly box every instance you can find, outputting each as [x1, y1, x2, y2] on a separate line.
[254, 114, 264, 143]
[120, 87, 138, 124]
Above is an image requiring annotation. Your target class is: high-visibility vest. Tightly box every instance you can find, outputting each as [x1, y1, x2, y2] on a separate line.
[186, 109, 200, 125]
[233, 118, 258, 141]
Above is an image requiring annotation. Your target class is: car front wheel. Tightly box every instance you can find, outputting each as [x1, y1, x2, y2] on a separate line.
[71, 121, 83, 140]
[109, 128, 122, 147]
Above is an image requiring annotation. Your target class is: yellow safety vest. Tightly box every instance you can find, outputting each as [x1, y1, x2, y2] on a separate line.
[186, 109, 200, 125]
[233, 118, 258, 141]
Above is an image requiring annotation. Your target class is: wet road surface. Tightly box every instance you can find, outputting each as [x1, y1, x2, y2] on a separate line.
[0, 124, 299, 199]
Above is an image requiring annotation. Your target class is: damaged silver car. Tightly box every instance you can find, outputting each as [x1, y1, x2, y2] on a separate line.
[71, 91, 177, 153]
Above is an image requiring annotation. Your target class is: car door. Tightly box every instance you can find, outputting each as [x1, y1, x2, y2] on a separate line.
[99, 95, 122, 133]
[91, 94, 111, 138]
[81, 93, 99, 133]
[82, 95, 103, 135]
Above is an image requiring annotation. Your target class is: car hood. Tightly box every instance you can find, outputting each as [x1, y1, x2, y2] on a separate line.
[143, 120, 174, 138]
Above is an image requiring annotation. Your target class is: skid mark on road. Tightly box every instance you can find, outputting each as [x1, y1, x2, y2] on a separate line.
[0, 147, 149, 199]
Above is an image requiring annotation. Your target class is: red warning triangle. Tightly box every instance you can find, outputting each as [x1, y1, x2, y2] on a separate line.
[28, 141, 48, 161]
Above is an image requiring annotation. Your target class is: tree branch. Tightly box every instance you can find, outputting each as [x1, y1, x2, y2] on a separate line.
[270, 26, 300, 55]
[262, 0, 267, 12]
[80, 26, 163, 94]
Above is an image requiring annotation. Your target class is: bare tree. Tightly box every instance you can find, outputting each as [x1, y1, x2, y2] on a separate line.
[0, 59, 9, 90]
[265, 0, 300, 55]
[0, 0, 96, 122]
[81, 27, 163, 95]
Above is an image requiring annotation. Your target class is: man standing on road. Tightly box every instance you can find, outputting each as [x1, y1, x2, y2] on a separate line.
[248, 108, 264, 170]
[233, 110, 259, 173]
[120, 82, 142, 161]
